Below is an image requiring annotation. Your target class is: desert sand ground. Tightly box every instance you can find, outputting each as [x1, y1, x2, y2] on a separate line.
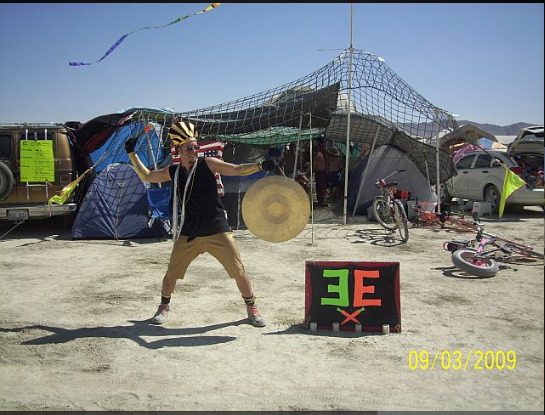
[0, 203, 543, 411]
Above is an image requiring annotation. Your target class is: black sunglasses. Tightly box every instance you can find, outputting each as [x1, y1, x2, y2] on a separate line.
[182, 146, 200, 152]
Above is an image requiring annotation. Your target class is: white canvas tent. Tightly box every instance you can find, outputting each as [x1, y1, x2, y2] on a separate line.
[348, 145, 438, 215]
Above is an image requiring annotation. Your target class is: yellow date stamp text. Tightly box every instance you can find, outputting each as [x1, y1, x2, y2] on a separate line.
[408, 350, 517, 370]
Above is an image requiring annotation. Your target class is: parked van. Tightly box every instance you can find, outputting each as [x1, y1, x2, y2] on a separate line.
[0, 123, 79, 222]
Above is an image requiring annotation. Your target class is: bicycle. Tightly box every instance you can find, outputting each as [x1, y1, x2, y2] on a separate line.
[372, 169, 409, 243]
[443, 222, 544, 277]
[412, 199, 479, 233]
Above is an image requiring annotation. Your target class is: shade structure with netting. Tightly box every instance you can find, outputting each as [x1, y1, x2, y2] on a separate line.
[68, 48, 474, 226]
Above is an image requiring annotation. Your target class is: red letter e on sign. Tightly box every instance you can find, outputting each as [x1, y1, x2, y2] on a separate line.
[353, 269, 381, 307]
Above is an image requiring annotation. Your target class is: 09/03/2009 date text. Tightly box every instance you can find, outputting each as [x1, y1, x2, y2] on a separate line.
[408, 350, 517, 370]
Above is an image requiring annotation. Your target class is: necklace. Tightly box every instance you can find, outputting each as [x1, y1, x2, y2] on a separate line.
[173, 161, 197, 241]
[179, 162, 196, 205]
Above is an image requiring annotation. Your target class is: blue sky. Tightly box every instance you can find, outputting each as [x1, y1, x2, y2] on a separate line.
[0, 3, 543, 126]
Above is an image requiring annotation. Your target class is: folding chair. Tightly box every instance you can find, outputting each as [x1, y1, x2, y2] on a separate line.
[146, 186, 173, 235]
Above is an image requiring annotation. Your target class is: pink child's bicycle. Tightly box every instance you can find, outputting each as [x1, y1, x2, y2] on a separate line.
[443, 222, 544, 277]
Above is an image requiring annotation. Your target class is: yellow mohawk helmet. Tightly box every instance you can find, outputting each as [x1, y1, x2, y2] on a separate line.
[169, 119, 199, 147]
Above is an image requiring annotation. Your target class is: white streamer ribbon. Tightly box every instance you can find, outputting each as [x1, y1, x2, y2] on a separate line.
[172, 162, 196, 242]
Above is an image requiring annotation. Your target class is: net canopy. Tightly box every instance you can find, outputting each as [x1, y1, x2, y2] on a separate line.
[75, 49, 472, 183]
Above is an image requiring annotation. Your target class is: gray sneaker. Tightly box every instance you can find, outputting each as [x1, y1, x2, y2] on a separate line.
[151, 304, 169, 325]
[247, 304, 266, 327]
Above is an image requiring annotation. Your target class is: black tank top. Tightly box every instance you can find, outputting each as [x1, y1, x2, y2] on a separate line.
[169, 157, 230, 237]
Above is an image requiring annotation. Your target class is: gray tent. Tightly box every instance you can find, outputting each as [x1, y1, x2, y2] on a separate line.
[348, 145, 437, 216]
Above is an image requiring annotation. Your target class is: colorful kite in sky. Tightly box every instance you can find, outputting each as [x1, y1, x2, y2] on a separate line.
[69, 3, 221, 66]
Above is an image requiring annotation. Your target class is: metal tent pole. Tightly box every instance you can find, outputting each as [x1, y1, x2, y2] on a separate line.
[342, 4, 354, 225]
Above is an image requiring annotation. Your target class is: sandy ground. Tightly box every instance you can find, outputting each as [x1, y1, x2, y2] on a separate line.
[0, 203, 543, 411]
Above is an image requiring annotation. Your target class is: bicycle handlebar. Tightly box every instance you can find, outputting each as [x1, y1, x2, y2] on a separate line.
[375, 170, 407, 188]
[380, 169, 406, 182]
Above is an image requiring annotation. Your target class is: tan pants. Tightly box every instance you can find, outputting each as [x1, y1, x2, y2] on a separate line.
[165, 231, 245, 280]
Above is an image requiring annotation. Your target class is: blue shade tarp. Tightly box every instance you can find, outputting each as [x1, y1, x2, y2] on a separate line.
[67, 111, 170, 174]
[89, 122, 166, 173]
[476, 137, 507, 150]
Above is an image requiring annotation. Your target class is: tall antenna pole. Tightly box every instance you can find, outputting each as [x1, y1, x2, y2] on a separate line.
[342, 3, 354, 225]
[434, 108, 442, 214]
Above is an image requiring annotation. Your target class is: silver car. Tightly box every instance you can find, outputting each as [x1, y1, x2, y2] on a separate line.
[441, 126, 544, 213]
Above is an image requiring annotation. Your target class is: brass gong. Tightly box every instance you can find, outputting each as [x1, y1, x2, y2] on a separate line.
[242, 175, 310, 243]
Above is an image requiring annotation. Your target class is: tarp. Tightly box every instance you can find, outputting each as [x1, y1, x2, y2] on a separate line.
[188, 83, 341, 136]
[87, 121, 166, 173]
[216, 126, 324, 147]
[71, 163, 166, 239]
[452, 138, 507, 163]
[66, 110, 171, 176]
[476, 137, 507, 150]
[348, 145, 437, 215]
[439, 122, 497, 148]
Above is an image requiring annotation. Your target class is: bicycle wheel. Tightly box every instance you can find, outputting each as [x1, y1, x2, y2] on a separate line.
[373, 196, 396, 230]
[393, 200, 409, 243]
[451, 249, 499, 277]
